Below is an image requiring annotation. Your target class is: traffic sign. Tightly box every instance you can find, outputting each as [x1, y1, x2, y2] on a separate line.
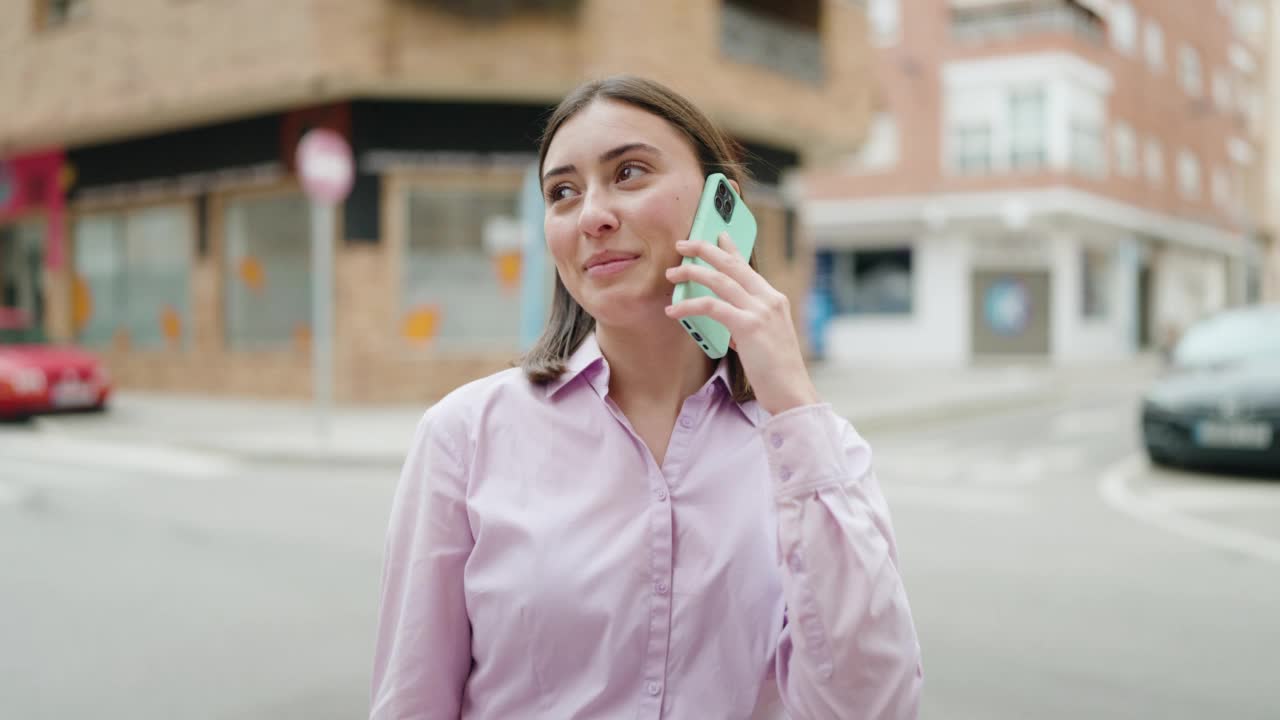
[297, 128, 354, 205]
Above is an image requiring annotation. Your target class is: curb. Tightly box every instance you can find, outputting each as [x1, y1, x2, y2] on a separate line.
[29, 387, 1075, 468]
[31, 415, 409, 470]
[844, 387, 1065, 433]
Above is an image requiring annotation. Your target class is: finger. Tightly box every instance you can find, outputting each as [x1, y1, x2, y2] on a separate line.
[676, 234, 768, 294]
[665, 295, 751, 331]
[665, 262, 753, 308]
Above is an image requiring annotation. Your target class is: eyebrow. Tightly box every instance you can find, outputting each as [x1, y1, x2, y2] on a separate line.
[542, 142, 662, 183]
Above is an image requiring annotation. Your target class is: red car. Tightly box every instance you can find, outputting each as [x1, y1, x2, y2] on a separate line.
[0, 307, 111, 420]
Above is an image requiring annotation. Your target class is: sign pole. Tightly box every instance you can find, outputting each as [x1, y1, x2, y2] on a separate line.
[296, 128, 354, 442]
[311, 200, 334, 439]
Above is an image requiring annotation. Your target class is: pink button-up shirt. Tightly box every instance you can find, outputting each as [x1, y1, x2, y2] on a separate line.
[371, 335, 922, 719]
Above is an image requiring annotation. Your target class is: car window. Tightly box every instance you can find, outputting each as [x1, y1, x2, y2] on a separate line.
[1173, 308, 1280, 368]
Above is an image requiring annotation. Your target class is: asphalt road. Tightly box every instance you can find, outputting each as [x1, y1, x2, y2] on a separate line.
[1, 384, 1277, 719]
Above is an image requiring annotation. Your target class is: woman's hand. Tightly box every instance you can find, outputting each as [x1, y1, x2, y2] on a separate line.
[665, 232, 820, 416]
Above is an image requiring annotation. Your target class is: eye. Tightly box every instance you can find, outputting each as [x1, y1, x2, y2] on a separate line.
[546, 184, 578, 203]
[617, 162, 649, 183]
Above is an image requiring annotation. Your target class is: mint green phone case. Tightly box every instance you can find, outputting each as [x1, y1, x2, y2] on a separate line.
[672, 173, 758, 359]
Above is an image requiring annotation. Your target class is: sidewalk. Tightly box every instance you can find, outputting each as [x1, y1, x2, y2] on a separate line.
[30, 356, 1162, 468]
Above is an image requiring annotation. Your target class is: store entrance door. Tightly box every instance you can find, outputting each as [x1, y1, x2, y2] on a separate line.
[0, 220, 46, 343]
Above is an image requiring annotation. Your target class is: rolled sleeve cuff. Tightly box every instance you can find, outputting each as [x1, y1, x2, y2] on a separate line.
[761, 403, 846, 497]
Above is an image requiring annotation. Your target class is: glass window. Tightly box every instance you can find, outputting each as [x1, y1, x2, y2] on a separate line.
[224, 193, 311, 350]
[36, 0, 89, 30]
[1070, 118, 1106, 178]
[74, 205, 192, 350]
[949, 123, 991, 175]
[402, 185, 521, 348]
[868, 0, 901, 46]
[1211, 167, 1230, 209]
[1177, 150, 1201, 200]
[1180, 45, 1202, 98]
[829, 247, 913, 315]
[1113, 122, 1138, 178]
[1145, 137, 1164, 185]
[1212, 69, 1232, 111]
[848, 112, 898, 172]
[1144, 20, 1164, 71]
[1081, 246, 1110, 319]
[1009, 88, 1047, 171]
[1110, 2, 1136, 54]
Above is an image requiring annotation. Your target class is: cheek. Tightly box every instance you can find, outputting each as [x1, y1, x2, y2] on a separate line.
[544, 216, 578, 269]
[636, 185, 699, 260]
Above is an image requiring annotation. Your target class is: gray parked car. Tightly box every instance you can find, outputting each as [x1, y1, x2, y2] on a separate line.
[1141, 304, 1280, 476]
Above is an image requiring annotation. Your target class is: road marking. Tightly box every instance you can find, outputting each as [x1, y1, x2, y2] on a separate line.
[1098, 454, 1280, 565]
[0, 433, 240, 479]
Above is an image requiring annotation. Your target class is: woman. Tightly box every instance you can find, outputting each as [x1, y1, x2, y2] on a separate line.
[371, 75, 922, 720]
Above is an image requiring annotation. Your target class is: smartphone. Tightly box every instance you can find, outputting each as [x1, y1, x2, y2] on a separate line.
[671, 172, 758, 359]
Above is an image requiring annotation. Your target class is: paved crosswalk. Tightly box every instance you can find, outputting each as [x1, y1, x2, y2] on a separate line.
[0, 429, 242, 508]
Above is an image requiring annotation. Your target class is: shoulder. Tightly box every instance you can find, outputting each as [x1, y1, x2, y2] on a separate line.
[416, 366, 540, 447]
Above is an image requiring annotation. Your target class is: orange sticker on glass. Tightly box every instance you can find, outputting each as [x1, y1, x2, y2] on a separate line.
[294, 323, 312, 348]
[72, 275, 93, 333]
[402, 305, 441, 343]
[238, 256, 266, 292]
[160, 306, 182, 345]
[494, 251, 522, 292]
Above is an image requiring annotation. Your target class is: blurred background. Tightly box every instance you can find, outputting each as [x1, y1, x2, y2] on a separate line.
[2, 0, 1278, 718]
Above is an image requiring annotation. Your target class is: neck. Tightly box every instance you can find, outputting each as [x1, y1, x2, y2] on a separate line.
[596, 316, 715, 414]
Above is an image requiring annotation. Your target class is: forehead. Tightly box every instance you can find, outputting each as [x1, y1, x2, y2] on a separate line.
[544, 99, 698, 168]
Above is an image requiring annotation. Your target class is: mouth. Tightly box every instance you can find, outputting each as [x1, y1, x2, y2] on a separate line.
[584, 254, 641, 277]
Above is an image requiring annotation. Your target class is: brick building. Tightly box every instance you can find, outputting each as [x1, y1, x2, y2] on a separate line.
[0, 0, 874, 401]
[801, 0, 1272, 367]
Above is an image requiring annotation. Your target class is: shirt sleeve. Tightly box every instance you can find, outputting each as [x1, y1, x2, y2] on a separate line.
[370, 406, 474, 720]
[763, 403, 923, 720]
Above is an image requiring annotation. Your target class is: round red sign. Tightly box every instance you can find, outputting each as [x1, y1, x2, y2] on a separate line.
[297, 129, 354, 205]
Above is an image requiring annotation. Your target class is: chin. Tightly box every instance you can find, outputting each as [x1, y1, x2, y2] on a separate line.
[583, 290, 668, 329]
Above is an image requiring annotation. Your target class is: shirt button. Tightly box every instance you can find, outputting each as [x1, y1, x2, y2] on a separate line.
[655, 581, 668, 594]
[655, 488, 668, 501]
[646, 681, 662, 696]
[780, 466, 793, 482]
[678, 415, 694, 429]
[771, 432, 784, 449]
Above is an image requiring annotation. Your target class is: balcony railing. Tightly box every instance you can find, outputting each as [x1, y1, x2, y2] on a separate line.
[720, 3, 823, 85]
[419, 0, 581, 21]
[951, 0, 1104, 46]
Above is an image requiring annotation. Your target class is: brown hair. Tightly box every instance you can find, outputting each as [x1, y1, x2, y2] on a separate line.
[520, 75, 756, 403]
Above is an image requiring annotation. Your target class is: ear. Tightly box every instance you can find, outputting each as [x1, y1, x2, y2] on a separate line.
[728, 178, 742, 196]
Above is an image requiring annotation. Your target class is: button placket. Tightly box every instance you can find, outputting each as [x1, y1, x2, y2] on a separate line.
[641, 467, 675, 717]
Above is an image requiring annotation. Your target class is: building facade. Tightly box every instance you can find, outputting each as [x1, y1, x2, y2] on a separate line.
[0, 0, 875, 401]
[801, 0, 1270, 368]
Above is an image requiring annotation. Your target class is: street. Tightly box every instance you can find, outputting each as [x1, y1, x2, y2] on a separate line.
[2, 384, 1279, 719]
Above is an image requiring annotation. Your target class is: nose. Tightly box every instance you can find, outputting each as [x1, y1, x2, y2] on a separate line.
[577, 187, 618, 238]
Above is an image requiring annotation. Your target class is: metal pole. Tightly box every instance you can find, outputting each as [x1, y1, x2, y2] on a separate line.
[311, 200, 334, 439]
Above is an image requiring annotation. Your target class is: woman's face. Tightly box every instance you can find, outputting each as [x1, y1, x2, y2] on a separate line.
[541, 99, 705, 329]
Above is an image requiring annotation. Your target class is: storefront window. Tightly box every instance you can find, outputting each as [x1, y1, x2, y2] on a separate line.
[224, 193, 311, 350]
[74, 205, 192, 349]
[824, 246, 914, 315]
[402, 185, 521, 348]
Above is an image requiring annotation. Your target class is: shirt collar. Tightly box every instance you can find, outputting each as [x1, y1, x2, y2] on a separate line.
[545, 333, 762, 427]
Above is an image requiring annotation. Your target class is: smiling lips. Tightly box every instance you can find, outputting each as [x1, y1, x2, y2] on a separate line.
[584, 251, 641, 277]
